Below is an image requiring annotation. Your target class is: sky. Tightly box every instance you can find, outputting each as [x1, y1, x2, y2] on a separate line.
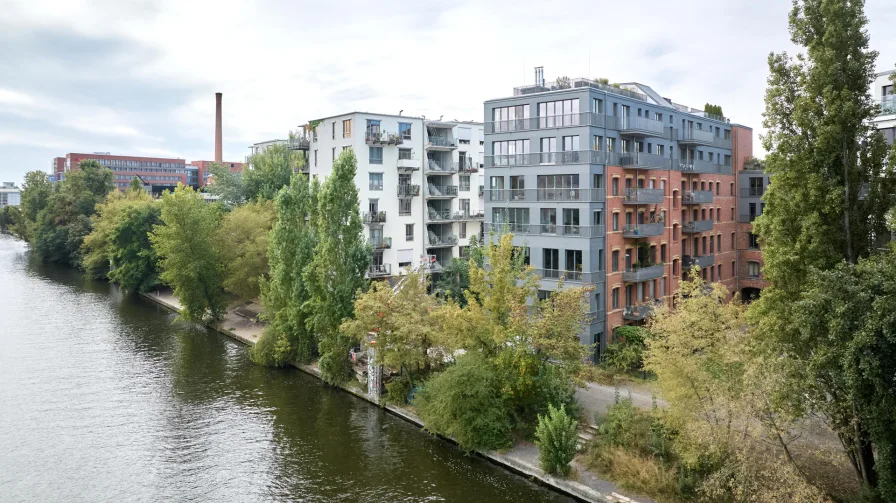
[1, 0, 895, 185]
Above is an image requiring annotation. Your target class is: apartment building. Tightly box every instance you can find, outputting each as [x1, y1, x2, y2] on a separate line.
[483, 72, 753, 358]
[295, 112, 484, 279]
[873, 68, 896, 144]
[0, 182, 21, 207]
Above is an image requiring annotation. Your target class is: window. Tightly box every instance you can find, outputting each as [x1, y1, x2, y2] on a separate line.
[593, 210, 602, 225]
[399, 148, 412, 160]
[748, 233, 760, 249]
[612, 212, 619, 231]
[369, 173, 383, 190]
[612, 288, 620, 309]
[612, 177, 619, 196]
[399, 199, 411, 216]
[406, 224, 414, 241]
[698, 150, 704, 161]
[749, 177, 764, 196]
[332, 147, 336, 161]
[598, 249, 604, 271]
[606, 137, 616, 152]
[732, 261, 736, 277]
[332, 121, 336, 140]
[612, 250, 619, 272]
[593, 174, 603, 188]
[731, 232, 736, 249]
[748, 261, 761, 278]
[538, 99, 580, 127]
[459, 175, 471, 191]
[718, 264, 723, 280]
[399, 122, 412, 140]
[369, 146, 383, 165]
[314, 149, 318, 167]
[661, 244, 667, 262]
[342, 119, 352, 138]
[593, 135, 603, 150]
[492, 104, 531, 132]
[566, 250, 583, 277]
[593, 98, 604, 114]
[540, 137, 558, 153]
[459, 199, 470, 216]
[717, 234, 722, 252]
[460, 222, 467, 239]
[544, 248, 560, 271]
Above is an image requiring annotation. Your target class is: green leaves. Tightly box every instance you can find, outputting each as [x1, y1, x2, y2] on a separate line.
[535, 404, 578, 477]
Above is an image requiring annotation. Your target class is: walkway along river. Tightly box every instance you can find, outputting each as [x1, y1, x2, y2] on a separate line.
[0, 234, 572, 502]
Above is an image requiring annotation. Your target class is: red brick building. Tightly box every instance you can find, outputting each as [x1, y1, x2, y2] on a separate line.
[60, 153, 188, 193]
[190, 160, 244, 187]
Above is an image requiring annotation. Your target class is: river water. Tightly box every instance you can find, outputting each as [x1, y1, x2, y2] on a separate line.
[0, 235, 570, 503]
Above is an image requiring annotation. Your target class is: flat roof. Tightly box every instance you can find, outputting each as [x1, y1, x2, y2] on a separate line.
[876, 69, 896, 77]
[310, 111, 424, 123]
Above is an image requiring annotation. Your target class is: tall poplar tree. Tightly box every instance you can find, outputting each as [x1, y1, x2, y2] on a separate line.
[252, 174, 319, 366]
[304, 149, 370, 384]
[750, 0, 896, 494]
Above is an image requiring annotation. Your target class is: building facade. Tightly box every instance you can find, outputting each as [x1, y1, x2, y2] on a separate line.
[873, 69, 895, 145]
[60, 153, 188, 193]
[299, 112, 484, 280]
[0, 182, 21, 207]
[190, 160, 245, 187]
[483, 75, 752, 358]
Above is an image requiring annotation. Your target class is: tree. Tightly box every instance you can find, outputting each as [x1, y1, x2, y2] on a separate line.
[14, 170, 53, 242]
[214, 200, 274, 300]
[602, 325, 649, 372]
[244, 143, 302, 202]
[150, 185, 226, 322]
[535, 404, 578, 477]
[127, 177, 145, 193]
[434, 235, 483, 306]
[205, 162, 246, 206]
[340, 270, 440, 386]
[304, 149, 370, 384]
[82, 189, 161, 292]
[750, 0, 896, 493]
[252, 174, 319, 367]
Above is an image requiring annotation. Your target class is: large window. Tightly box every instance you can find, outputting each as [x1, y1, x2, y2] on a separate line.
[748, 261, 761, 278]
[369, 173, 383, 190]
[540, 137, 557, 153]
[492, 104, 531, 132]
[492, 208, 529, 228]
[566, 249, 583, 277]
[543, 248, 560, 271]
[369, 147, 383, 164]
[459, 175, 471, 191]
[342, 119, 352, 138]
[538, 99, 580, 127]
[562, 135, 580, 151]
[399, 199, 411, 216]
[399, 122, 412, 140]
[749, 177, 764, 196]
[399, 148, 412, 160]
[492, 140, 531, 166]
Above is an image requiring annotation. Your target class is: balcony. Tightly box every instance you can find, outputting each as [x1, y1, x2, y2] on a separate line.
[367, 264, 392, 278]
[427, 233, 459, 248]
[427, 207, 452, 221]
[622, 300, 663, 321]
[397, 157, 421, 172]
[370, 237, 392, 249]
[426, 184, 458, 199]
[683, 255, 715, 270]
[622, 223, 664, 238]
[682, 190, 713, 205]
[679, 159, 732, 175]
[623, 188, 664, 205]
[486, 112, 607, 133]
[453, 210, 484, 221]
[366, 129, 403, 146]
[616, 152, 673, 170]
[713, 136, 733, 149]
[738, 213, 758, 223]
[427, 160, 458, 174]
[739, 188, 764, 198]
[616, 116, 665, 138]
[876, 96, 896, 116]
[485, 150, 604, 168]
[484, 188, 607, 202]
[363, 211, 387, 224]
[286, 136, 310, 151]
[461, 163, 479, 174]
[622, 264, 665, 283]
[397, 184, 420, 198]
[676, 128, 714, 146]
[426, 136, 457, 150]
[535, 269, 604, 284]
[482, 222, 605, 238]
[682, 220, 714, 233]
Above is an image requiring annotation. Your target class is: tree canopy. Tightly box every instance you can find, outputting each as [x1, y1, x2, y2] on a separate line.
[214, 200, 274, 300]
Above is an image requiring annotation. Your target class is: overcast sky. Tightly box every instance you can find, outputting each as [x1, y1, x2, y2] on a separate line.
[1, 0, 894, 185]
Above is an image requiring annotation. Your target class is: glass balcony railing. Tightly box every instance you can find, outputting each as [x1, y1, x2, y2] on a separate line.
[682, 190, 713, 204]
[397, 184, 420, 197]
[622, 188, 664, 205]
[677, 128, 714, 145]
[622, 222, 665, 238]
[367, 264, 392, 278]
[362, 211, 386, 224]
[426, 185, 458, 198]
[370, 237, 392, 249]
[622, 264, 665, 283]
[617, 116, 666, 137]
[682, 220, 714, 233]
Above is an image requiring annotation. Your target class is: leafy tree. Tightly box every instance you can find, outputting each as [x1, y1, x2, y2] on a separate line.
[414, 353, 514, 452]
[244, 143, 303, 202]
[205, 162, 246, 206]
[33, 160, 113, 266]
[535, 404, 578, 477]
[214, 200, 274, 300]
[82, 189, 161, 292]
[0, 205, 20, 233]
[150, 185, 226, 322]
[750, 0, 896, 493]
[435, 235, 483, 306]
[602, 325, 649, 372]
[127, 177, 145, 193]
[14, 170, 53, 241]
[340, 269, 440, 386]
[304, 149, 370, 384]
[252, 174, 319, 366]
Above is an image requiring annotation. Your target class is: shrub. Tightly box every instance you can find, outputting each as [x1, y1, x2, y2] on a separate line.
[414, 353, 513, 452]
[535, 404, 578, 477]
[602, 326, 649, 372]
[384, 375, 412, 405]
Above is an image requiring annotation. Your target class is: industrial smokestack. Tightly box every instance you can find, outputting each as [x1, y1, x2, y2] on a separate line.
[215, 92, 223, 163]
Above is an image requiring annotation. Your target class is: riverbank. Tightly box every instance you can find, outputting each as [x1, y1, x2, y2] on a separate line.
[139, 289, 654, 503]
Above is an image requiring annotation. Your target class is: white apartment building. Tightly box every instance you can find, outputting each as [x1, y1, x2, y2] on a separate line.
[300, 112, 484, 279]
[0, 182, 21, 207]
[873, 69, 895, 144]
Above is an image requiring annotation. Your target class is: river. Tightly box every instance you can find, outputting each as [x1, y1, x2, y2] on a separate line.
[0, 234, 571, 502]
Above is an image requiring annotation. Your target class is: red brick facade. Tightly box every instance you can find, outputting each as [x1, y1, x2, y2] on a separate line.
[63, 152, 188, 191]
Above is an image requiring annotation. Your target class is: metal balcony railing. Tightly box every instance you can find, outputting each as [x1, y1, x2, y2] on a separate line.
[426, 185, 458, 198]
[713, 136, 733, 149]
[617, 116, 666, 137]
[622, 264, 665, 283]
[427, 136, 456, 148]
[427, 160, 458, 174]
[370, 237, 392, 249]
[427, 207, 452, 221]
[286, 136, 310, 150]
[738, 213, 758, 223]
[362, 211, 386, 224]
[486, 112, 608, 133]
[623, 188, 664, 205]
[484, 188, 606, 202]
[679, 159, 732, 175]
[617, 152, 673, 170]
[483, 223, 605, 238]
[682, 220, 714, 233]
[427, 234, 459, 247]
[485, 150, 605, 167]
[622, 222, 664, 238]
[739, 188, 764, 198]
[682, 190, 714, 204]
[677, 128, 714, 145]
[683, 255, 715, 270]
[534, 269, 604, 284]
[367, 264, 392, 278]
[366, 129, 403, 145]
[453, 210, 484, 221]
[397, 184, 420, 197]
[622, 300, 664, 321]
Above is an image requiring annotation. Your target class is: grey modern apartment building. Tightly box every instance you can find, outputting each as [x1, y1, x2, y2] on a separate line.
[483, 70, 753, 358]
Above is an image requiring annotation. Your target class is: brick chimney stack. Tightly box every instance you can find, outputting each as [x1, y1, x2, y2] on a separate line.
[214, 92, 223, 163]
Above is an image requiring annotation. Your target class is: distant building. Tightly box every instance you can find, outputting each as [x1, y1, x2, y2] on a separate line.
[873, 69, 895, 144]
[190, 160, 245, 187]
[56, 152, 188, 194]
[0, 182, 21, 207]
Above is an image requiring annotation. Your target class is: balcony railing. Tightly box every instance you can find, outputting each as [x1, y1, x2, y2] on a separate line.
[483, 222, 605, 238]
[484, 188, 606, 202]
[738, 213, 758, 223]
[679, 159, 732, 175]
[676, 128, 714, 145]
[535, 269, 604, 284]
[286, 136, 310, 151]
[713, 136, 733, 149]
[622, 300, 664, 321]
[363, 211, 386, 224]
[617, 116, 666, 137]
[366, 129, 403, 145]
[367, 264, 392, 278]
[427, 234, 459, 247]
[739, 188, 764, 198]
[397, 158, 421, 172]
[876, 96, 896, 116]
[682, 190, 714, 204]
[427, 207, 453, 221]
[622, 263, 665, 283]
[486, 112, 608, 133]
[622, 222, 664, 238]
[618, 152, 673, 170]
[623, 188, 664, 205]
[485, 150, 605, 167]
[397, 184, 420, 197]
[683, 254, 715, 270]
[370, 237, 392, 249]
[426, 185, 458, 198]
[461, 164, 479, 173]
[427, 160, 458, 174]
[453, 210, 484, 221]
[427, 136, 456, 149]
[682, 220, 714, 233]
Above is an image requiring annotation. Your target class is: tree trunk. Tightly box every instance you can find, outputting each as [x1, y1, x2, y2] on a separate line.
[843, 143, 855, 264]
[853, 407, 878, 489]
